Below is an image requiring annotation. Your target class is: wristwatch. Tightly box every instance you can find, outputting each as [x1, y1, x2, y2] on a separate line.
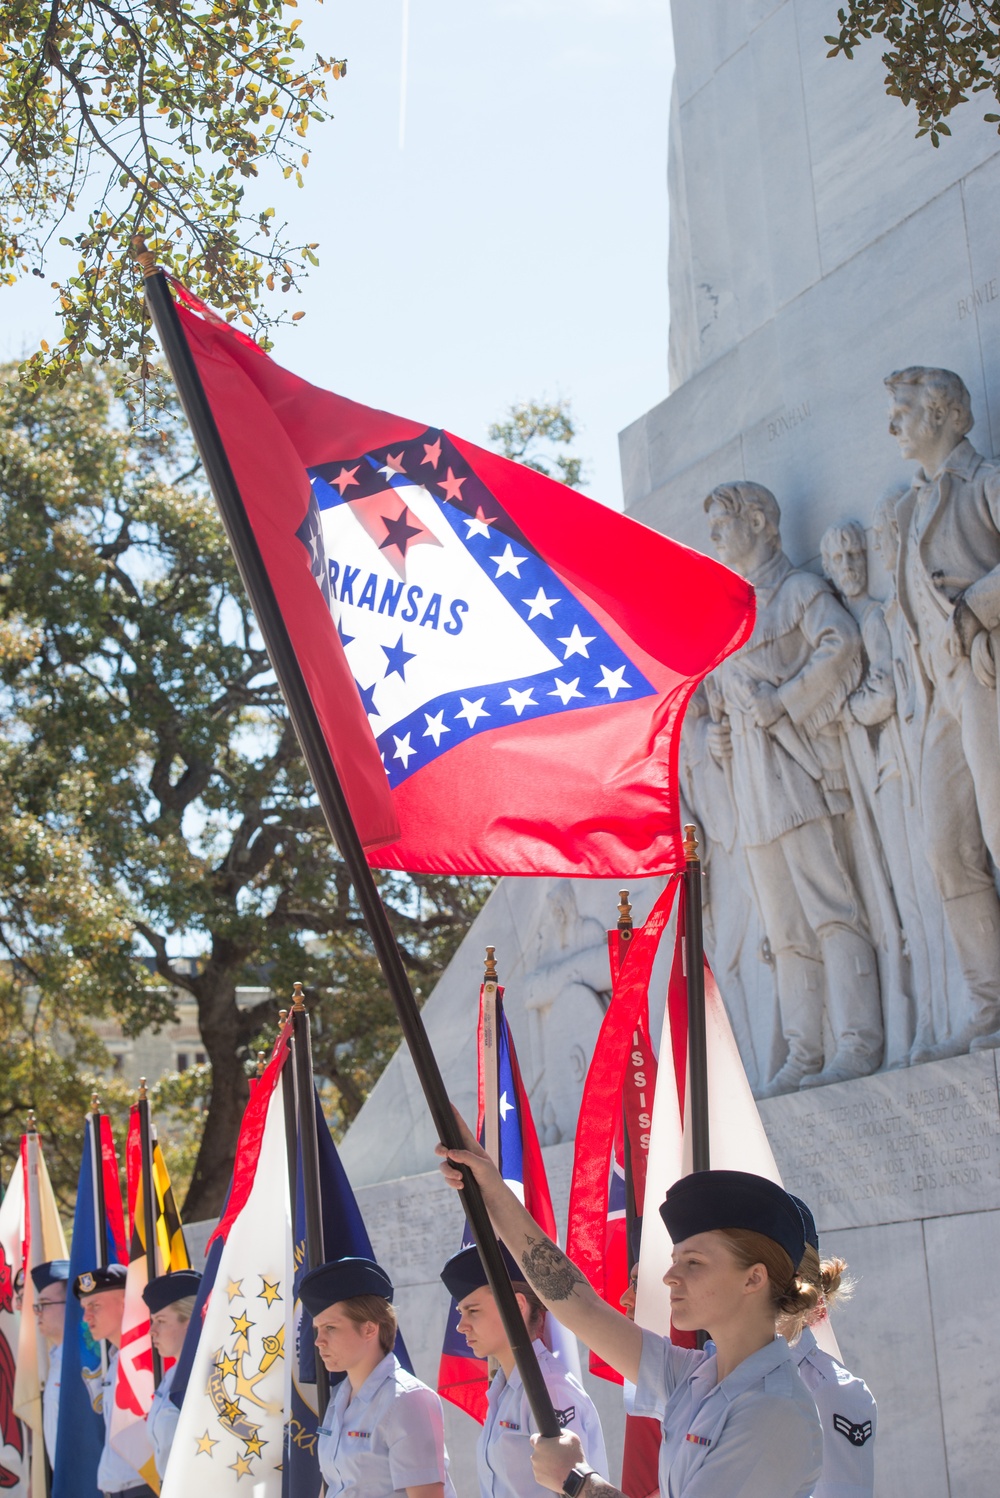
[562, 1464, 594, 1497]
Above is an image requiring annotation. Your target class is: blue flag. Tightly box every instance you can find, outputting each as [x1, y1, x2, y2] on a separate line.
[284, 1087, 411, 1497]
[52, 1118, 124, 1498]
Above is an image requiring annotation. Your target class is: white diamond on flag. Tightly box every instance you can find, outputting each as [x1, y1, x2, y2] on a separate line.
[303, 430, 654, 788]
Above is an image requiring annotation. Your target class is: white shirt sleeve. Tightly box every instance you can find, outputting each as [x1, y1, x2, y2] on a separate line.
[631, 1330, 706, 1420]
[382, 1384, 448, 1491]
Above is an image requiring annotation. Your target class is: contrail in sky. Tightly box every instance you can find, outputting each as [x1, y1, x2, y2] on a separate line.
[399, 0, 410, 150]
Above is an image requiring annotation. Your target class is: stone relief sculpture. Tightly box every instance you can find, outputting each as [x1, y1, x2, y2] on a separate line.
[516, 880, 613, 1144]
[885, 366, 1000, 1055]
[820, 520, 935, 1067]
[683, 366, 1000, 1094]
[702, 482, 884, 1095]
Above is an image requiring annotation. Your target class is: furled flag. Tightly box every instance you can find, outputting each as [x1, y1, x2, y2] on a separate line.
[438, 983, 580, 1421]
[284, 1084, 412, 1498]
[635, 885, 842, 1361]
[165, 282, 755, 879]
[52, 1114, 128, 1498]
[161, 1036, 293, 1498]
[0, 1153, 27, 1495]
[13, 1127, 69, 1498]
[110, 1106, 190, 1491]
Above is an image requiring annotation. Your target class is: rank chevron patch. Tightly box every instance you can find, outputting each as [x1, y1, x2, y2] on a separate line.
[833, 1414, 873, 1446]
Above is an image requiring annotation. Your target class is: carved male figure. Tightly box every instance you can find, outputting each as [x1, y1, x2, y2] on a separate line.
[886, 366, 1000, 1052]
[821, 520, 935, 1065]
[705, 482, 883, 1093]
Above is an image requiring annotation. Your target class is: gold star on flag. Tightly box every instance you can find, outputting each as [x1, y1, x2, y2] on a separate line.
[229, 1453, 254, 1479]
[225, 1278, 244, 1302]
[231, 1309, 253, 1342]
[258, 1278, 282, 1307]
[243, 1431, 266, 1457]
[217, 1352, 238, 1379]
[195, 1431, 218, 1457]
[222, 1397, 243, 1425]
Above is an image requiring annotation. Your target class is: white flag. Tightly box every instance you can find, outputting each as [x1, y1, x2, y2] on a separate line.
[14, 1134, 69, 1498]
[161, 1079, 292, 1497]
[636, 957, 841, 1359]
[0, 1154, 27, 1497]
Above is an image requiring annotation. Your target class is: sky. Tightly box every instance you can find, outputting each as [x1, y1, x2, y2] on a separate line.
[0, 0, 675, 507]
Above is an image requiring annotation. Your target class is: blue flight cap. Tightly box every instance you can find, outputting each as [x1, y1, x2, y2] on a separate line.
[659, 1169, 806, 1268]
[789, 1194, 820, 1254]
[142, 1270, 202, 1315]
[300, 1257, 393, 1317]
[31, 1260, 70, 1294]
[440, 1241, 523, 1301]
[73, 1263, 127, 1299]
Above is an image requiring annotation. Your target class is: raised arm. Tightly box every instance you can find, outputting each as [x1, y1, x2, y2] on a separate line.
[437, 1111, 643, 1384]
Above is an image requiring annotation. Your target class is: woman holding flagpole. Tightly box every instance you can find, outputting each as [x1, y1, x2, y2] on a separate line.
[437, 1119, 822, 1498]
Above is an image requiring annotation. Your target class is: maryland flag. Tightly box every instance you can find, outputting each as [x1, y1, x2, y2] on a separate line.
[109, 1107, 190, 1491]
[161, 1036, 292, 1498]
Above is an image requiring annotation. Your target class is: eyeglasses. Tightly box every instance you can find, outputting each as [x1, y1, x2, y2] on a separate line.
[33, 1299, 66, 1313]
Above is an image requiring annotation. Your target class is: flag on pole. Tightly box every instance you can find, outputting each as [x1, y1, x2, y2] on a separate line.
[52, 1115, 127, 1498]
[0, 1155, 27, 1495]
[284, 1085, 412, 1498]
[164, 282, 755, 879]
[110, 1108, 190, 1490]
[13, 1129, 69, 1498]
[438, 983, 579, 1422]
[161, 1038, 293, 1498]
[635, 885, 842, 1361]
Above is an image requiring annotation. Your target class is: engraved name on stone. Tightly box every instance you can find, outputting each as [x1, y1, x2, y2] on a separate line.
[760, 1055, 1000, 1230]
[957, 276, 999, 320]
[767, 401, 811, 442]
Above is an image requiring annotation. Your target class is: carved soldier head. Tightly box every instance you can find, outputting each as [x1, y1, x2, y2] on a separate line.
[820, 521, 868, 600]
[704, 481, 781, 577]
[885, 366, 974, 472]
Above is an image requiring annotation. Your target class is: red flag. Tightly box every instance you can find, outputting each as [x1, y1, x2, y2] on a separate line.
[168, 284, 754, 878]
[437, 987, 576, 1420]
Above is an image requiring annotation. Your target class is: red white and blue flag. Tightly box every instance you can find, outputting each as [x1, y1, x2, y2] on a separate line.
[437, 985, 579, 1421]
[170, 284, 754, 878]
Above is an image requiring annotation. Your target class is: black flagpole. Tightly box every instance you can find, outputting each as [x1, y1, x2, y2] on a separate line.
[288, 985, 330, 1416]
[683, 825, 710, 1173]
[135, 247, 560, 1438]
[137, 1080, 163, 1387]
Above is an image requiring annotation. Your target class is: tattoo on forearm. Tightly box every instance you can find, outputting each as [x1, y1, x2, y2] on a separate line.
[520, 1234, 587, 1302]
[586, 1477, 623, 1498]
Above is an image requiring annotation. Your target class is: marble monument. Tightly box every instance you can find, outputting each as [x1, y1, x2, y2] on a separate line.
[341, 6, 1000, 1495]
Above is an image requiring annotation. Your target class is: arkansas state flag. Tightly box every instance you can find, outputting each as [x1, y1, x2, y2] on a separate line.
[438, 984, 579, 1421]
[167, 281, 754, 877]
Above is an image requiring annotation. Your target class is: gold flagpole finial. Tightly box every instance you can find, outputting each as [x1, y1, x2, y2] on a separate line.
[138, 1077, 148, 1102]
[617, 889, 633, 934]
[130, 234, 159, 278]
[683, 823, 699, 862]
[90, 1092, 101, 1114]
[483, 946, 498, 985]
[26, 1109, 37, 1134]
[291, 981, 306, 1013]
[256, 1051, 266, 1078]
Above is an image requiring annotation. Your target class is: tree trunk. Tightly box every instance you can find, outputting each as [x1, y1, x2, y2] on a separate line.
[182, 967, 251, 1222]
